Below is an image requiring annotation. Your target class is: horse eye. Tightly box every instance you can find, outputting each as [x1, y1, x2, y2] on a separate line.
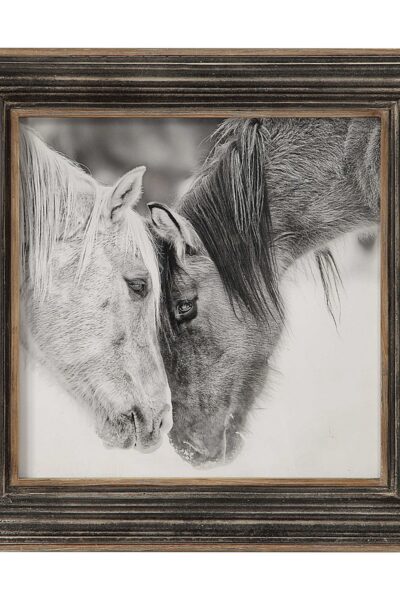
[175, 299, 197, 322]
[125, 278, 147, 297]
[177, 300, 193, 314]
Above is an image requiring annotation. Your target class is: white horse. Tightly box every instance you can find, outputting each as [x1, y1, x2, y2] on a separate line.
[20, 126, 171, 451]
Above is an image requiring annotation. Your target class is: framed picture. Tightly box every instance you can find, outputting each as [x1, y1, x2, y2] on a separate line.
[0, 49, 398, 551]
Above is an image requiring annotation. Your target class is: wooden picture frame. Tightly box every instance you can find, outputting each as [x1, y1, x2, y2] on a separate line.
[0, 49, 399, 551]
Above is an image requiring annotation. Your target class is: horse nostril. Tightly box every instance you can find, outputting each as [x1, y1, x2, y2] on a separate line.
[121, 411, 136, 426]
[132, 406, 145, 425]
[120, 404, 171, 448]
[121, 407, 145, 431]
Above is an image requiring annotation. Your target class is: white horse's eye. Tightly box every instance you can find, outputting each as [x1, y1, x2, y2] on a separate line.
[126, 278, 147, 297]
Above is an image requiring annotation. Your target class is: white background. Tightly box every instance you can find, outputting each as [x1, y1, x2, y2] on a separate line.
[1, 1, 399, 598]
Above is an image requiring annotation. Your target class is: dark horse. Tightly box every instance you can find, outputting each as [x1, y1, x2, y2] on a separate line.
[149, 117, 381, 467]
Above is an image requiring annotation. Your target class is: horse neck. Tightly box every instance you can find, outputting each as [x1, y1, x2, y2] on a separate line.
[267, 118, 381, 274]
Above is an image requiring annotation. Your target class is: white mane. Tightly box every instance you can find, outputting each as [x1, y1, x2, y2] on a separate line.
[19, 125, 160, 314]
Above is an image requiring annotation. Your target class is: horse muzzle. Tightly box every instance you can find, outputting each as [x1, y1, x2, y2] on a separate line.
[96, 398, 172, 451]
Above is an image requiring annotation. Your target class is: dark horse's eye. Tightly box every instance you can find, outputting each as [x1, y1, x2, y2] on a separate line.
[177, 300, 193, 314]
[175, 299, 197, 322]
[125, 278, 147, 297]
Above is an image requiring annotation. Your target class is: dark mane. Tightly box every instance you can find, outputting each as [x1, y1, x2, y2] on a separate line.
[159, 118, 342, 326]
[179, 118, 282, 320]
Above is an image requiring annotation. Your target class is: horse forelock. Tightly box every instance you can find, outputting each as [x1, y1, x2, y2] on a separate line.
[20, 126, 160, 316]
[179, 118, 282, 321]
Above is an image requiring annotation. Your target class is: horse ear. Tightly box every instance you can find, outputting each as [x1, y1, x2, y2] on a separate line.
[110, 166, 146, 222]
[148, 203, 200, 253]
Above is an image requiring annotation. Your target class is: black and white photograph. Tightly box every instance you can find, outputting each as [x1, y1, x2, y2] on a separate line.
[16, 114, 383, 481]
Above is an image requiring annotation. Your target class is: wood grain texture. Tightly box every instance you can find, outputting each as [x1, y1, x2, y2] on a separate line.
[0, 48, 400, 57]
[0, 49, 399, 551]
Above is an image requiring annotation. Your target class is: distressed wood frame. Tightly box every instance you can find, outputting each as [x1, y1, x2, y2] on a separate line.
[0, 49, 399, 551]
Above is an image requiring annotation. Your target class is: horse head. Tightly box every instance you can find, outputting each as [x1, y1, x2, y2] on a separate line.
[21, 126, 172, 451]
[149, 197, 282, 467]
[150, 117, 380, 467]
